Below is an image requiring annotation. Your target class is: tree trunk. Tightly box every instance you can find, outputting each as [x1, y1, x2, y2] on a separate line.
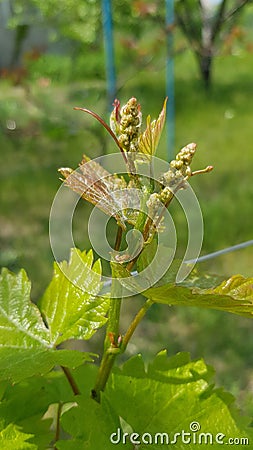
[199, 53, 213, 90]
[10, 24, 30, 68]
[195, 48, 213, 90]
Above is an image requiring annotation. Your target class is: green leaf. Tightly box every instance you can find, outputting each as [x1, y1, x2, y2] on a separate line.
[0, 347, 90, 383]
[9, 363, 130, 449]
[56, 394, 132, 450]
[39, 248, 109, 346]
[0, 371, 74, 450]
[0, 268, 93, 382]
[137, 242, 225, 289]
[106, 352, 253, 449]
[143, 271, 253, 318]
[0, 268, 50, 348]
[0, 364, 99, 449]
[0, 422, 36, 450]
[0, 377, 54, 450]
[138, 98, 167, 158]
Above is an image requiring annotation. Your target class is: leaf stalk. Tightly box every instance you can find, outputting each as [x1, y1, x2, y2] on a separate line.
[61, 366, 80, 396]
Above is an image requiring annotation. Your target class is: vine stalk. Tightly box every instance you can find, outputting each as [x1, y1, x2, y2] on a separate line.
[121, 299, 154, 352]
[92, 224, 155, 402]
[92, 226, 123, 402]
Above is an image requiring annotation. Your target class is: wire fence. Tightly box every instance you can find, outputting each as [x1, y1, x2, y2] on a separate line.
[102, 239, 253, 288]
[186, 239, 253, 264]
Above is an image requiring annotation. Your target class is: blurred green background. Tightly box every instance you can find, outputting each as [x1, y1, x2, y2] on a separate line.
[0, 0, 253, 413]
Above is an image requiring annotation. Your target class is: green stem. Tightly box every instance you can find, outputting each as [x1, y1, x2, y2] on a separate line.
[121, 299, 154, 352]
[126, 188, 177, 273]
[92, 225, 155, 402]
[105, 276, 122, 347]
[92, 227, 123, 402]
[91, 348, 119, 402]
[92, 275, 122, 402]
[92, 298, 154, 402]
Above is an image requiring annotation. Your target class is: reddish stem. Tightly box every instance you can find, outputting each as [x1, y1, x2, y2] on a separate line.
[61, 366, 80, 396]
[74, 107, 127, 163]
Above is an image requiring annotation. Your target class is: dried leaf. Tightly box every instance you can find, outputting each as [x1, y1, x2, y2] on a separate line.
[59, 156, 127, 227]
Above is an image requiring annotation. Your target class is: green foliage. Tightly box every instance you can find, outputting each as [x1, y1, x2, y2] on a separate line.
[0, 377, 56, 449]
[1, 92, 253, 447]
[0, 249, 109, 382]
[0, 347, 88, 384]
[0, 267, 87, 383]
[39, 248, 109, 345]
[1, 250, 253, 446]
[0, 368, 86, 449]
[106, 352, 253, 448]
[26, 53, 105, 83]
[144, 271, 253, 318]
[114, 244, 253, 319]
[0, 422, 36, 450]
[55, 353, 253, 449]
[7, 0, 102, 45]
[3, 0, 251, 89]
[134, 240, 253, 318]
[57, 394, 130, 449]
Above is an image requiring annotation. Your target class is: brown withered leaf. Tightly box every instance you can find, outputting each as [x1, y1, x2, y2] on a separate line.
[59, 155, 130, 228]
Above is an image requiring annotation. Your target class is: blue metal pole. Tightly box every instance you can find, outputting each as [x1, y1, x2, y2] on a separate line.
[165, 0, 175, 161]
[102, 0, 116, 110]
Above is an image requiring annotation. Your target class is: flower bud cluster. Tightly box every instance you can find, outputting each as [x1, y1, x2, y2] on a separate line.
[160, 143, 197, 190]
[60, 100, 213, 243]
[146, 143, 197, 222]
[111, 98, 142, 153]
[146, 193, 161, 219]
[169, 142, 196, 176]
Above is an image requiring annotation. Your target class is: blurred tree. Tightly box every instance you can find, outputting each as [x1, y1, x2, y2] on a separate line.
[175, 0, 252, 89]
[3, 0, 164, 68]
[2, 0, 167, 86]
[0, 0, 105, 78]
[5, 0, 163, 46]
[34, 0, 102, 45]
[4, 0, 102, 45]
[3, 0, 250, 87]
